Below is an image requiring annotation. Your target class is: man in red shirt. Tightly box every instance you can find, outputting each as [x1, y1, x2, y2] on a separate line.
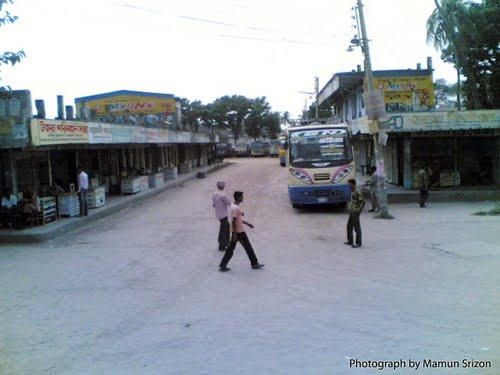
[219, 191, 264, 272]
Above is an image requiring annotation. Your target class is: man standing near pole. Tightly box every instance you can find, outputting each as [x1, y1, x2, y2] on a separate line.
[77, 166, 88, 217]
[345, 179, 365, 248]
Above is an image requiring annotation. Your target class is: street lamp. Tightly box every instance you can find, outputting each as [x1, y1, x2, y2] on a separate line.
[299, 76, 320, 121]
[351, 0, 393, 219]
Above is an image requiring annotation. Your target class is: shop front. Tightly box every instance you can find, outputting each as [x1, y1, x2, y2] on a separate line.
[351, 110, 500, 190]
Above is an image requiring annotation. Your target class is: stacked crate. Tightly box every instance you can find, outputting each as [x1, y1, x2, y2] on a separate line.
[58, 193, 80, 217]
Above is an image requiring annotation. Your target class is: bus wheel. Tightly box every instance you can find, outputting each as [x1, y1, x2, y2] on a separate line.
[292, 203, 303, 209]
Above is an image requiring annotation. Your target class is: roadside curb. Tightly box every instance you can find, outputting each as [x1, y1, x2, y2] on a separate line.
[0, 162, 233, 244]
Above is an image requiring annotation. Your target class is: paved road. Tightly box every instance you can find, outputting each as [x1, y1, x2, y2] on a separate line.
[1, 158, 499, 375]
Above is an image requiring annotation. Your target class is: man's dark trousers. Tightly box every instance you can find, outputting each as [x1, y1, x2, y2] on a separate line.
[347, 212, 362, 245]
[218, 217, 230, 250]
[419, 189, 428, 207]
[79, 189, 88, 216]
[219, 232, 259, 268]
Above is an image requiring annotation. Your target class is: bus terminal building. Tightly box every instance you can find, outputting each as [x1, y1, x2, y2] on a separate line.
[317, 62, 500, 194]
[0, 90, 220, 204]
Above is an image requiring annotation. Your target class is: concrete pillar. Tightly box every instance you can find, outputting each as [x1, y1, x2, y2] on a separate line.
[128, 148, 134, 170]
[66, 105, 74, 120]
[160, 147, 165, 168]
[8, 149, 18, 196]
[35, 100, 46, 119]
[121, 149, 127, 170]
[494, 136, 500, 185]
[98, 150, 102, 184]
[48, 150, 53, 187]
[140, 148, 146, 170]
[57, 95, 64, 120]
[403, 136, 412, 190]
[360, 140, 367, 173]
[391, 139, 398, 184]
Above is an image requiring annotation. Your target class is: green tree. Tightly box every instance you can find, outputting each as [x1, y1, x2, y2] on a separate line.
[426, 0, 482, 109]
[262, 111, 281, 139]
[179, 98, 207, 132]
[459, 0, 500, 109]
[281, 111, 291, 129]
[0, 0, 25, 89]
[212, 95, 252, 143]
[244, 97, 271, 140]
[434, 78, 458, 109]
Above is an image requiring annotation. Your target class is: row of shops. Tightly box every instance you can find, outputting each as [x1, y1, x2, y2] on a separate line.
[352, 111, 500, 189]
[316, 61, 500, 190]
[0, 90, 220, 226]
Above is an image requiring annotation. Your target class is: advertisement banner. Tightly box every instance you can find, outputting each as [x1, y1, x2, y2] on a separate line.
[0, 118, 30, 148]
[386, 110, 500, 132]
[131, 126, 147, 143]
[364, 90, 386, 121]
[88, 123, 112, 144]
[78, 94, 176, 116]
[111, 125, 132, 143]
[31, 119, 89, 145]
[370, 75, 435, 111]
[146, 128, 168, 143]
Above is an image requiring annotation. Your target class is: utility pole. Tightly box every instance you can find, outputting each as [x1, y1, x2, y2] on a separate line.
[356, 0, 392, 219]
[314, 76, 319, 120]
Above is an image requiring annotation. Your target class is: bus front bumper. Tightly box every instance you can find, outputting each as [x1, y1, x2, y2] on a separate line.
[288, 184, 351, 205]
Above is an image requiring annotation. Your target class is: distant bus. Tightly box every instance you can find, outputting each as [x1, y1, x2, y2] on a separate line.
[234, 142, 250, 157]
[269, 140, 280, 157]
[250, 141, 266, 157]
[262, 141, 271, 156]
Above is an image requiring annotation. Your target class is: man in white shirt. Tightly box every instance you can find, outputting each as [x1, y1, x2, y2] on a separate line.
[1, 188, 17, 209]
[1, 188, 18, 227]
[77, 166, 89, 216]
[212, 181, 231, 251]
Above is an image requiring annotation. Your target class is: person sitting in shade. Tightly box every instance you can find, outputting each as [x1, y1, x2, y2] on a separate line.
[23, 188, 41, 215]
[1, 188, 18, 228]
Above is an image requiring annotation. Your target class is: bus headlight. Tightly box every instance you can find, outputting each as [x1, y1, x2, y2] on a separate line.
[289, 168, 313, 185]
[332, 166, 353, 183]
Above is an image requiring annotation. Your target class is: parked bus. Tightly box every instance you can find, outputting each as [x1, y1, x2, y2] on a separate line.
[269, 140, 280, 157]
[286, 124, 354, 208]
[250, 141, 266, 157]
[279, 135, 286, 166]
[234, 142, 250, 157]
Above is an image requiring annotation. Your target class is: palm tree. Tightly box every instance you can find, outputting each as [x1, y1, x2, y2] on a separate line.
[281, 111, 291, 129]
[426, 0, 481, 109]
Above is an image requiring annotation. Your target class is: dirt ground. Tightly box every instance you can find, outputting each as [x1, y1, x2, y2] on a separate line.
[1, 158, 498, 375]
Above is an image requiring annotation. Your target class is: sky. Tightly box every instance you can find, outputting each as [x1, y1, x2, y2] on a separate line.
[1, 0, 457, 119]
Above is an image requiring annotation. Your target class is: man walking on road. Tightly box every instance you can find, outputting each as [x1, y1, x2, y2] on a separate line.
[212, 181, 231, 251]
[77, 166, 89, 217]
[219, 191, 264, 272]
[418, 163, 429, 208]
[345, 179, 365, 248]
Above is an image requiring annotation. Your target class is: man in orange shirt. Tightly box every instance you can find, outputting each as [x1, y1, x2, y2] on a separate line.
[219, 191, 264, 272]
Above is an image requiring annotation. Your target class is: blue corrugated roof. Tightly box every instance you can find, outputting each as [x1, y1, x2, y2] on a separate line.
[75, 90, 175, 102]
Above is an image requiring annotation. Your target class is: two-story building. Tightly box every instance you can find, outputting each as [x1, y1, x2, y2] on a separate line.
[317, 59, 500, 190]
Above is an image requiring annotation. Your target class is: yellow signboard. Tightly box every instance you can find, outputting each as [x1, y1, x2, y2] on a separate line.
[370, 75, 435, 111]
[77, 94, 176, 116]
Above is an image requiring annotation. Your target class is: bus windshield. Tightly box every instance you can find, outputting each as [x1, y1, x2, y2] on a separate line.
[289, 128, 352, 167]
